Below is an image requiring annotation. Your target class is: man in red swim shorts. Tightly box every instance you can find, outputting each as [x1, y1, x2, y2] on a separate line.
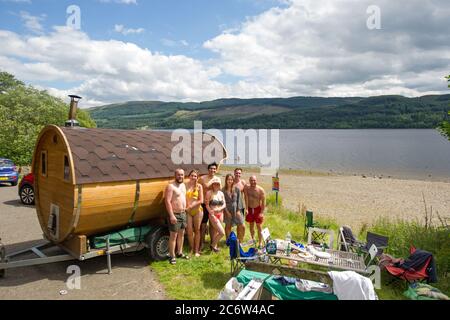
[244, 175, 266, 248]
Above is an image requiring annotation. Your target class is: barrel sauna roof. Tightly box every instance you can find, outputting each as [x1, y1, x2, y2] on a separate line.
[60, 127, 227, 185]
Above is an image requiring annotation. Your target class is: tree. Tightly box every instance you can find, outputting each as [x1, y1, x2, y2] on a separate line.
[0, 72, 24, 93]
[439, 75, 450, 140]
[0, 71, 96, 165]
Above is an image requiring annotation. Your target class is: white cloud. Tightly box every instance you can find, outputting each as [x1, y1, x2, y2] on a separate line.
[0, 27, 236, 107]
[204, 0, 450, 97]
[19, 11, 45, 34]
[0, 0, 449, 107]
[114, 24, 145, 36]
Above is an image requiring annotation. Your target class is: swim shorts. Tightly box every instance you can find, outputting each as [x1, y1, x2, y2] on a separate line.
[245, 206, 264, 224]
[168, 212, 187, 232]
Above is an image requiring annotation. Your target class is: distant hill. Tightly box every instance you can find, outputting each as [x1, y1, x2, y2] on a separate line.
[88, 94, 450, 129]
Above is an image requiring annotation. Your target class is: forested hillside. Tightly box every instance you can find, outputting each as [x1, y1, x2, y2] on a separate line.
[89, 95, 450, 130]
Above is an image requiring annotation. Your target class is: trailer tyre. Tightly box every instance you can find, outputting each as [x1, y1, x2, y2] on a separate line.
[146, 227, 170, 261]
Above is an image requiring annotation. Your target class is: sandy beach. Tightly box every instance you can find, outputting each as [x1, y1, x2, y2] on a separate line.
[221, 168, 450, 232]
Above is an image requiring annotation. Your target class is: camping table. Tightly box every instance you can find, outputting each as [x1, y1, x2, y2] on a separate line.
[265, 247, 369, 275]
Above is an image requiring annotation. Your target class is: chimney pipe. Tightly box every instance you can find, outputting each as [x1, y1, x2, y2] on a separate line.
[66, 95, 82, 127]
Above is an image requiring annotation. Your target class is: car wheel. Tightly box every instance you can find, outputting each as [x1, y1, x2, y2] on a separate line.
[146, 226, 170, 261]
[20, 185, 35, 205]
[11, 181, 18, 187]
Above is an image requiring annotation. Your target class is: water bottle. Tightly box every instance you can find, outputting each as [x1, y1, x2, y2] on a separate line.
[285, 231, 292, 256]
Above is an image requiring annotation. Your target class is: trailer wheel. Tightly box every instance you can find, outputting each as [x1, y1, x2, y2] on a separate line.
[146, 226, 169, 261]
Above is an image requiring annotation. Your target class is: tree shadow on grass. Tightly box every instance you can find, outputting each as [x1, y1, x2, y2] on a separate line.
[201, 271, 231, 290]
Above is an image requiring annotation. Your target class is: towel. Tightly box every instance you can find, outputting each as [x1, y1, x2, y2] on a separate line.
[328, 271, 376, 300]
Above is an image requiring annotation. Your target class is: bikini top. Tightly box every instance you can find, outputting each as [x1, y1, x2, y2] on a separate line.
[209, 192, 224, 206]
[209, 199, 224, 206]
[186, 185, 200, 200]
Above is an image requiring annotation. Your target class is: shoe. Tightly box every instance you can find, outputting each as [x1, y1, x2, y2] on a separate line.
[169, 257, 176, 265]
[210, 246, 220, 253]
[195, 253, 201, 257]
[176, 253, 190, 260]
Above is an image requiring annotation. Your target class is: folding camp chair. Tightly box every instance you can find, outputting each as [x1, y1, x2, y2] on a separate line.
[303, 210, 329, 243]
[365, 232, 389, 256]
[227, 231, 258, 275]
[337, 226, 365, 252]
[338, 226, 388, 257]
[385, 247, 434, 284]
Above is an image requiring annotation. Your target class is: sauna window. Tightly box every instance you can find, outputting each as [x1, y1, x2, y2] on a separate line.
[53, 135, 58, 144]
[41, 151, 47, 177]
[63, 155, 70, 182]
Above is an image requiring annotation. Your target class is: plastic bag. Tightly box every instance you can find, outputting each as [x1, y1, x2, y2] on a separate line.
[218, 277, 244, 300]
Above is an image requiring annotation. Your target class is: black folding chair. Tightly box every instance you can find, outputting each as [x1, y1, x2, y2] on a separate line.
[338, 227, 389, 257]
[363, 232, 389, 256]
[337, 226, 365, 252]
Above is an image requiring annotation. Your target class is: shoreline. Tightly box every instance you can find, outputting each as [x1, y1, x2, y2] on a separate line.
[220, 165, 450, 183]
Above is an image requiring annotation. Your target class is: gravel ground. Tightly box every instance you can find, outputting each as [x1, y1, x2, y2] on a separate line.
[0, 184, 167, 300]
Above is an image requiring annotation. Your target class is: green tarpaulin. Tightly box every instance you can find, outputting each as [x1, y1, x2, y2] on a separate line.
[90, 226, 152, 249]
[236, 269, 338, 300]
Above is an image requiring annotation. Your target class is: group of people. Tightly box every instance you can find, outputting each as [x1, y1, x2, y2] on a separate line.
[164, 163, 266, 265]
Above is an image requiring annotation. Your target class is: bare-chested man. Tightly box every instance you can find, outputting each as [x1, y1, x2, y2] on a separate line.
[233, 168, 247, 242]
[198, 162, 218, 251]
[244, 175, 266, 248]
[164, 168, 189, 264]
[233, 168, 247, 192]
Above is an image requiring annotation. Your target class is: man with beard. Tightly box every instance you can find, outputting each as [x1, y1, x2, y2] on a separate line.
[165, 168, 189, 264]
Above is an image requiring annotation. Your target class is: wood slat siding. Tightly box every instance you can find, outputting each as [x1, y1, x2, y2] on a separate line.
[33, 125, 226, 244]
[74, 179, 168, 236]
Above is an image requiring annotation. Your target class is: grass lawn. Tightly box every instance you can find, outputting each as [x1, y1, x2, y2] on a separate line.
[150, 194, 424, 300]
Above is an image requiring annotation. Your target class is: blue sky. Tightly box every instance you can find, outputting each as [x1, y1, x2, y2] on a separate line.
[0, 0, 449, 107]
[0, 0, 284, 59]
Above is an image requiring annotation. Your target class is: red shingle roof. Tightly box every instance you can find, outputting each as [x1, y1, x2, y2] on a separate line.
[60, 127, 227, 185]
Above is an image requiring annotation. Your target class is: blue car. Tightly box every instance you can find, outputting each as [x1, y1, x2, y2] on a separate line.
[0, 158, 19, 186]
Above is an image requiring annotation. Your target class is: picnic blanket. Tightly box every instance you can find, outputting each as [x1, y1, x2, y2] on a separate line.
[235, 269, 337, 300]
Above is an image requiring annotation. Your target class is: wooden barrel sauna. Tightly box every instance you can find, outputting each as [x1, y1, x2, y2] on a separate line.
[31, 125, 227, 254]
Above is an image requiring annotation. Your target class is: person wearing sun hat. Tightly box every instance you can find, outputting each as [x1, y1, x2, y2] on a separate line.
[205, 176, 226, 252]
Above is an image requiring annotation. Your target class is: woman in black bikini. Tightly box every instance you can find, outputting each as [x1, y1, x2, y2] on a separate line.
[205, 177, 226, 252]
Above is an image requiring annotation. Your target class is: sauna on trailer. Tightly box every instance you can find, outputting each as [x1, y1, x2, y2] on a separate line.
[0, 95, 227, 277]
